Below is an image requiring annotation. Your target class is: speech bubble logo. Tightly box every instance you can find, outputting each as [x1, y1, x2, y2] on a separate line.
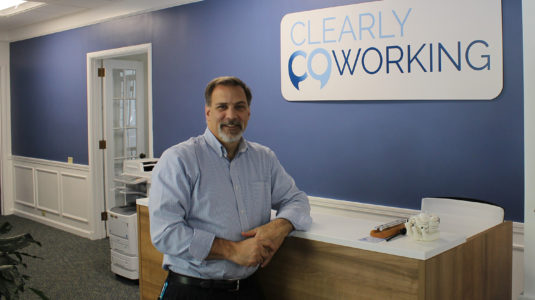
[307, 48, 332, 89]
[288, 50, 308, 90]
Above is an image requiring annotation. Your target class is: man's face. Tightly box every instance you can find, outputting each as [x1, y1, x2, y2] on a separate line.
[205, 84, 250, 147]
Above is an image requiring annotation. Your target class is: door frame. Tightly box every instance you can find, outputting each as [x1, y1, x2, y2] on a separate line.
[0, 65, 4, 215]
[86, 43, 153, 239]
[522, 0, 535, 298]
[0, 61, 13, 217]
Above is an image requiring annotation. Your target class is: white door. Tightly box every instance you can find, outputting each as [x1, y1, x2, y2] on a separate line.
[103, 59, 147, 211]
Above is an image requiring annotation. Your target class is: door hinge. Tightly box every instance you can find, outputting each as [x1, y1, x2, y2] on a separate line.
[99, 140, 106, 149]
[101, 211, 108, 221]
[98, 67, 105, 77]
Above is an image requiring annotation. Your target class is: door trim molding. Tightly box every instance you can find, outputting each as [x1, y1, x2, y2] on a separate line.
[522, 0, 535, 298]
[86, 43, 153, 239]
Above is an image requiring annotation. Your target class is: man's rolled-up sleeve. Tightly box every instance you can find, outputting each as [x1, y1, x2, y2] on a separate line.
[268, 151, 312, 231]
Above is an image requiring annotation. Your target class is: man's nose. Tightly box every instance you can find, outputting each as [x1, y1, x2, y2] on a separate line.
[226, 107, 238, 119]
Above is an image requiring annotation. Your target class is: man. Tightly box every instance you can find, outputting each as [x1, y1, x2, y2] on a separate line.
[149, 76, 312, 300]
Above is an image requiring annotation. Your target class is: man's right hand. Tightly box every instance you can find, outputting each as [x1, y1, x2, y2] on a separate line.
[207, 236, 276, 267]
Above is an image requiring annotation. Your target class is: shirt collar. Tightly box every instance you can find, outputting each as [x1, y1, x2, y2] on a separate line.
[203, 128, 248, 158]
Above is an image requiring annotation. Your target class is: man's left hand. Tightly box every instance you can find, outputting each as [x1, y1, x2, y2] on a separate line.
[241, 218, 294, 267]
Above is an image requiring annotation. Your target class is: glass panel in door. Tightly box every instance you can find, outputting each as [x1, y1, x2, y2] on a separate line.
[104, 59, 146, 210]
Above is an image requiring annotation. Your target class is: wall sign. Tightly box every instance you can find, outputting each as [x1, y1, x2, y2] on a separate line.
[280, 0, 503, 101]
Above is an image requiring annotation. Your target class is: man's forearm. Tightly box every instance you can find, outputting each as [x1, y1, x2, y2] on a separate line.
[207, 237, 235, 261]
[271, 218, 294, 237]
[207, 236, 275, 267]
[206, 219, 293, 267]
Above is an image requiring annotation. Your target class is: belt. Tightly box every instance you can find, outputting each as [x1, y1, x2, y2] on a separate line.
[168, 271, 247, 292]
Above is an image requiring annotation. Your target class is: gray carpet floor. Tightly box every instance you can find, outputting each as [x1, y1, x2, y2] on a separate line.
[0, 214, 140, 300]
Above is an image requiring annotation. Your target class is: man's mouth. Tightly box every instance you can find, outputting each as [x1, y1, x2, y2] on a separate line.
[220, 121, 242, 131]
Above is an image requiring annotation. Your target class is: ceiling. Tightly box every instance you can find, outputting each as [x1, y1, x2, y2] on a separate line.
[0, 0, 122, 31]
[0, 0, 200, 41]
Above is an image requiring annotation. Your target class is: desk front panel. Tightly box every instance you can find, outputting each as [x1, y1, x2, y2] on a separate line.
[424, 221, 512, 300]
[257, 237, 423, 300]
[257, 221, 512, 300]
[137, 205, 168, 300]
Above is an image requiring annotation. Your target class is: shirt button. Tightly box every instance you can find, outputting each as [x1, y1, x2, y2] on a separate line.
[240, 210, 245, 214]
[235, 185, 239, 190]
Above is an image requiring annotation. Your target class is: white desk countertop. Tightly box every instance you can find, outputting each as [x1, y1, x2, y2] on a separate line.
[291, 210, 466, 260]
[137, 197, 149, 206]
[136, 198, 466, 260]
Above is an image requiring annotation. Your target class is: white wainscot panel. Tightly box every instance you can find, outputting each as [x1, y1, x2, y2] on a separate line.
[14, 165, 34, 207]
[61, 172, 89, 223]
[35, 168, 59, 214]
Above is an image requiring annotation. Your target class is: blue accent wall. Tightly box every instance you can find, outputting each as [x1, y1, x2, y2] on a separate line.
[10, 0, 524, 221]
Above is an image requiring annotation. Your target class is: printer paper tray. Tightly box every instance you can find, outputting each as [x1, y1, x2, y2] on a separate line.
[114, 174, 147, 185]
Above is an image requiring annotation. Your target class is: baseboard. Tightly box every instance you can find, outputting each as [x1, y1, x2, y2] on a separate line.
[519, 293, 535, 300]
[13, 209, 94, 239]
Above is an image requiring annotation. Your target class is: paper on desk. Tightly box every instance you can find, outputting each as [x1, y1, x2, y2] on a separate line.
[359, 236, 384, 243]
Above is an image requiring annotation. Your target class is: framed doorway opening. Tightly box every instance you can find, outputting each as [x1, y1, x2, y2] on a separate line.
[86, 43, 153, 239]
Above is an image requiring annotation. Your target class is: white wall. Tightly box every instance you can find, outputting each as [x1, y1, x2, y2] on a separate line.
[0, 41, 13, 215]
[521, 0, 535, 299]
[0, 42, 8, 64]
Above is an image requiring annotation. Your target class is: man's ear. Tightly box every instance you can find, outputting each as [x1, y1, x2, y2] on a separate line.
[205, 105, 210, 118]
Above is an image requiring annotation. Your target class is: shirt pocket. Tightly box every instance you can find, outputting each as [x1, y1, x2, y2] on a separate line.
[248, 180, 271, 226]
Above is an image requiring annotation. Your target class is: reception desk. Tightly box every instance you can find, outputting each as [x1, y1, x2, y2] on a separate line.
[136, 199, 512, 300]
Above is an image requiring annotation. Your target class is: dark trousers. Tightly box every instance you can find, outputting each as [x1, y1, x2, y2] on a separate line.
[158, 272, 266, 300]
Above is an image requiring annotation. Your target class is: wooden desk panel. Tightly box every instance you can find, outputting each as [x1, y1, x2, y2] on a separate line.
[137, 205, 168, 300]
[423, 221, 512, 300]
[257, 237, 422, 300]
[257, 221, 512, 300]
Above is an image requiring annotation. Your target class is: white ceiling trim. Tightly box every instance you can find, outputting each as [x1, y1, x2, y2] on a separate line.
[0, 2, 46, 17]
[4, 0, 201, 42]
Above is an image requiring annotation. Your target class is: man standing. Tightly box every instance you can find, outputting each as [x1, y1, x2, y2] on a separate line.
[149, 76, 312, 300]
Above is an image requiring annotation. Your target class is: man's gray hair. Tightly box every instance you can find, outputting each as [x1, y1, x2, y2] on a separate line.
[204, 76, 252, 106]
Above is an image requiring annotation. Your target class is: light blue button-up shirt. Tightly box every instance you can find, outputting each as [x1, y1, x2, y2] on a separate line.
[149, 129, 312, 280]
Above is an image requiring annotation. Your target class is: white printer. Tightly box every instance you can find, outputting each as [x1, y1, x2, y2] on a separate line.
[122, 158, 158, 180]
[108, 205, 139, 279]
[108, 158, 158, 280]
